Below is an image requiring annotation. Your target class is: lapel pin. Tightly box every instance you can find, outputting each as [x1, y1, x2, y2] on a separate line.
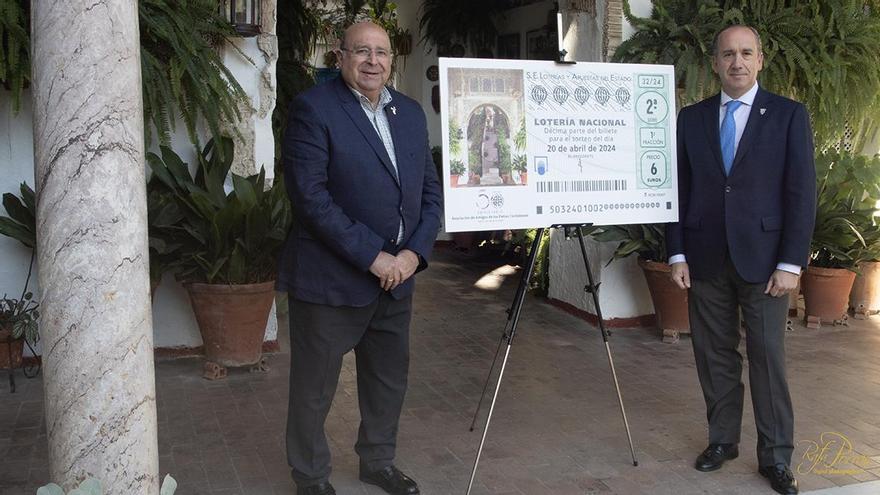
[390, 106, 397, 115]
[760, 108, 766, 115]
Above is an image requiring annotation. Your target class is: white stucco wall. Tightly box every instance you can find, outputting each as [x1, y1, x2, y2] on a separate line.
[547, 230, 654, 320]
[622, 0, 653, 40]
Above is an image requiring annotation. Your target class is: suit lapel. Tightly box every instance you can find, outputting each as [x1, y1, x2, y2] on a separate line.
[334, 79, 400, 186]
[385, 99, 407, 189]
[700, 94, 725, 176]
[729, 88, 770, 175]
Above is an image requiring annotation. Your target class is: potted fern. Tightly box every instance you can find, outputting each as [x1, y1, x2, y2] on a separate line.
[147, 138, 292, 378]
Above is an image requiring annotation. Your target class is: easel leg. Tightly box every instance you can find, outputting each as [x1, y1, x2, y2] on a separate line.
[574, 227, 639, 466]
[466, 228, 545, 494]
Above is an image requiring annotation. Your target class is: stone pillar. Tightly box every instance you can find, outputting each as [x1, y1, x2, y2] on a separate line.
[559, 0, 607, 62]
[224, 0, 279, 178]
[31, 2, 159, 493]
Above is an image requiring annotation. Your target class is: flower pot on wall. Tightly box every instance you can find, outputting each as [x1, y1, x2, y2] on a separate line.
[185, 281, 276, 372]
[849, 261, 880, 318]
[801, 266, 856, 326]
[0, 327, 24, 369]
[638, 258, 690, 343]
[450, 175, 461, 188]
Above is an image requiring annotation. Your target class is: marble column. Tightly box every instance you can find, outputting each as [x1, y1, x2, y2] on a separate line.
[31, 2, 159, 493]
[559, 0, 607, 62]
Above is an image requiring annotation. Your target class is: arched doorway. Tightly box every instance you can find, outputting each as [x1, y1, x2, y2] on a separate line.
[466, 104, 511, 186]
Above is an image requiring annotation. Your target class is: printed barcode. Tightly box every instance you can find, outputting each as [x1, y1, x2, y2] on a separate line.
[536, 179, 627, 193]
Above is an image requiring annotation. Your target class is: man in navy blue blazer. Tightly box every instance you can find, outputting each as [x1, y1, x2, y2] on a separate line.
[277, 21, 442, 495]
[666, 25, 816, 495]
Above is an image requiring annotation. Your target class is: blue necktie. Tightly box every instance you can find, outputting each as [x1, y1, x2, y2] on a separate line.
[720, 100, 743, 175]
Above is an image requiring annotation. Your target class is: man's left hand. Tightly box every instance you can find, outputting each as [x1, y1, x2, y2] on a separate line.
[765, 269, 799, 297]
[389, 249, 419, 290]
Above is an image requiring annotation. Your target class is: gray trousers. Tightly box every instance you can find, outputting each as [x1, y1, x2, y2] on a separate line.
[689, 255, 794, 467]
[286, 292, 413, 487]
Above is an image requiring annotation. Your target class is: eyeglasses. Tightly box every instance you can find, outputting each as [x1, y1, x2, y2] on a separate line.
[340, 47, 392, 60]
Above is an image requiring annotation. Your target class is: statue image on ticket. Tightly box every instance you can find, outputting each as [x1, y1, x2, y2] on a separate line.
[446, 68, 527, 188]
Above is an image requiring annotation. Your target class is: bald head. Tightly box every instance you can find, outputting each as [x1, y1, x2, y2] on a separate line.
[341, 21, 389, 50]
[336, 21, 392, 105]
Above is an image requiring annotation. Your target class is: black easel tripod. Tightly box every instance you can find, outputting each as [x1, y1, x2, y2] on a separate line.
[465, 225, 638, 494]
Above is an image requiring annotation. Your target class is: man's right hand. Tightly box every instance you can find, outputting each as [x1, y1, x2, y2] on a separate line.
[369, 251, 399, 291]
[670, 262, 691, 290]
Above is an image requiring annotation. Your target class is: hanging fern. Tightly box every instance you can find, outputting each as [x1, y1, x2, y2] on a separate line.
[0, 0, 29, 113]
[1, 0, 248, 149]
[614, 0, 880, 150]
[139, 0, 249, 149]
[418, 0, 505, 52]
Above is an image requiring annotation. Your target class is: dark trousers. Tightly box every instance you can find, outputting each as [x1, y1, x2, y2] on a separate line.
[286, 292, 413, 487]
[689, 255, 794, 467]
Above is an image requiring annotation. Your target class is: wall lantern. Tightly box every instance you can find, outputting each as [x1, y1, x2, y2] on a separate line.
[221, 0, 261, 37]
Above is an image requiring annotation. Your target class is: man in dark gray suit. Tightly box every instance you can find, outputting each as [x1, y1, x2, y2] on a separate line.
[667, 25, 816, 495]
[278, 21, 442, 495]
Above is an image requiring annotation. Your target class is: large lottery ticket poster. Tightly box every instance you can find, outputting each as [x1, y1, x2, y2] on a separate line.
[439, 58, 678, 232]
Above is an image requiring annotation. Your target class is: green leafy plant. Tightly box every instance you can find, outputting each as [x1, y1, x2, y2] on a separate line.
[0, 182, 38, 343]
[0, 0, 29, 113]
[450, 159, 466, 176]
[147, 177, 183, 291]
[496, 135, 512, 175]
[514, 117, 527, 152]
[147, 137, 293, 284]
[613, 0, 880, 149]
[418, 0, 504, 53]
[589, 224, 668, 264]
[0, 291, 38, 343]
[512, 154, 527, 174]
[0, 182, 35, 249]
[449, 118, 464, 157]
[468, 148, 481, 176]
[38, 475, 177, 495]
[811, 151, 880, 268]
[1, 0, 251, 147]
[139, 0, 249, 149]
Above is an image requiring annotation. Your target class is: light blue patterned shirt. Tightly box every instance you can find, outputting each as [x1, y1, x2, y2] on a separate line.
[349, 85, 404, 243]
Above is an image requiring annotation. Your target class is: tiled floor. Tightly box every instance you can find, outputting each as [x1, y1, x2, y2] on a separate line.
[2, 247, 880, 494]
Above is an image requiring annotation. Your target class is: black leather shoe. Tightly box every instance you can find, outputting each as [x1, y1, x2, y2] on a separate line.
[759, 463, 799, 494]
[694, 443, 739, 472]
[359, 465, 420, 495]
[296, 481, 336, 495]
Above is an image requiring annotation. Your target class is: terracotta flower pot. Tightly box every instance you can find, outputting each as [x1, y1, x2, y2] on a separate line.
[801, 266, 856, 323]
[0, 327, 24, 369]
[849, 261, 880, 317]
[450, 175, 461, 188]
[185, 281, 276, 367]
[638, 258, 690, 336]
[519, 171, 528, 185]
